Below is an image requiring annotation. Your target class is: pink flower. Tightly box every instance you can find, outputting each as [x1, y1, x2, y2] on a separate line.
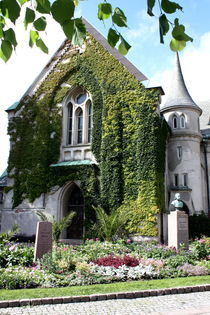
[63, 247, 68, 251]
[198, 239, 205, 244]
[95, 238, 100, 241]
[9, 245, 16, 251]
[126, 239, 132, 244]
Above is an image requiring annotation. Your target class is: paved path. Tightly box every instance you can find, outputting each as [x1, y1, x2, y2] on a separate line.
[0, 292, 210, 315]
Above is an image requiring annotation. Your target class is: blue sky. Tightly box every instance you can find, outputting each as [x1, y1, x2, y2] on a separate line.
[1, 0, 210, 174]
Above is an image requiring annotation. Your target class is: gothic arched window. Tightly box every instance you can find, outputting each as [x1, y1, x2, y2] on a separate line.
[173, 115, 178, 129]
[67, 102, 73, 145]
[63, 87, 93, 154]
[77, 108, 83, 144]
[180, 115, 186, 128]
[87, 101, 92, 143]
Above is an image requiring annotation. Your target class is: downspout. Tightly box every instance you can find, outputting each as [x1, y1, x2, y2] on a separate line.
[203, 137, 210, 217]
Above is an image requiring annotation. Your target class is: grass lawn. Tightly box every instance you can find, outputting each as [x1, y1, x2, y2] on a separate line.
[0, 275, 209, 301]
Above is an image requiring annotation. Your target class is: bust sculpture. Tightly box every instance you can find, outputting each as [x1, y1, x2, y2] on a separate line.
[170, 193, 189, 214]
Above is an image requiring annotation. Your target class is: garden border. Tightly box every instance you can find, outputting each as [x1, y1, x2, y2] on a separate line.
[0, 284, 209, 308]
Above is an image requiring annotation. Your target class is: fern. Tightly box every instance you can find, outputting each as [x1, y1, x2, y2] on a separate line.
[36, 210, 76, 242]
[94, 207, 129, 241]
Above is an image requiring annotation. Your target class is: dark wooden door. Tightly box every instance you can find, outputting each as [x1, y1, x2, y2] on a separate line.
[67, 185, 84, 239]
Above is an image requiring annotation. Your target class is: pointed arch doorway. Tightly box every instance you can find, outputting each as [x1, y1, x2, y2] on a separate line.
[62, 183, 84, 239]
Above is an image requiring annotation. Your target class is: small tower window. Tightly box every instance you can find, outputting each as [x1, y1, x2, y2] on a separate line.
[180, 115, 186, 128]
[173, 116, 178, 129]
[183, 173, 188, 186]
[174, 174, 179, 186]
[177, 146, 182, 159]
[77, 108, 83, 144]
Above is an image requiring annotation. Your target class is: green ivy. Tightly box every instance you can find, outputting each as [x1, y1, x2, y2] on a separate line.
[7, 35, 168, 236]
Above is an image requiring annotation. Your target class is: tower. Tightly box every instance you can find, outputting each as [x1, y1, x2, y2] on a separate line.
[161, 53, 203, 214]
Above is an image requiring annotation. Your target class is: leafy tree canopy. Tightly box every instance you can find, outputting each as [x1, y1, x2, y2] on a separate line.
[0, 0, 192, 62]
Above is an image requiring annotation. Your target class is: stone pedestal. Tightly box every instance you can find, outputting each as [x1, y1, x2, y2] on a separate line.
[34, 221, 52, 261]
[168, 210, 189, 250]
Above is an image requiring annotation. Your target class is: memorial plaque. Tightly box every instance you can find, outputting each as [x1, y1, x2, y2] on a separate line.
[168, 211, 189, 250]
[178, 217, 188, 230]
[34, 221, 52, 261]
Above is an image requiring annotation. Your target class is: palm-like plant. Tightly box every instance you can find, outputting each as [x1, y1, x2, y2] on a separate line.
[36, 210, 76, 242]
[94, 207, 129, 241]
[0, 224, 20, 245]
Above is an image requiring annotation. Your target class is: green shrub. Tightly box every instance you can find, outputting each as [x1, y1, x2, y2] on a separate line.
[0, 243, 33, 268]
[190, 238, 210, 260]
[189, 213, 210, 239]
[165, 255, 194, 269]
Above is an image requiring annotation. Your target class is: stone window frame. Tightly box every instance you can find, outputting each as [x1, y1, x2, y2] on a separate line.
[63, 86, 92, 147]
[177, 146, 182, 160]
[172, 115, 178, 129]
[174, 174, 179, 186]
[180, 114, 186, 128]
[183, 173, 188, 186]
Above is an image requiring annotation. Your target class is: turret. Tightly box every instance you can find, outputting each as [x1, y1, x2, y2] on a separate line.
[161, 53, 203, 214]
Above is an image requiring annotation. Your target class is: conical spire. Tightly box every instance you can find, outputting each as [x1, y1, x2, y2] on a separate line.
[161, 53, 201, 113]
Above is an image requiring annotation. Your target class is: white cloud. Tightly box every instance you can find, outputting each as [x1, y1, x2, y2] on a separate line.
[149, 32, 210, 104]
[126, 10, 158, 44]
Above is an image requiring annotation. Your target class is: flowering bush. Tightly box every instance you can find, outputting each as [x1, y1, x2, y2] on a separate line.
[90, 263, 157, 280]
[0, 243, 33, 268]
[92, 255, 139, 268]
[0, 267, 56, 289]
[0, 238, 209, 289]
[177, 263, 209, 276]
[191, 238, 210, 260]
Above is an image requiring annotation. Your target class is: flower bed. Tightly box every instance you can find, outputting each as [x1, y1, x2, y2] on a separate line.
[0, 238, 209, 289]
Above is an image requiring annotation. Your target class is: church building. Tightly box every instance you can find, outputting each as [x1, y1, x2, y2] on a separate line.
[0, 20, 209, 242]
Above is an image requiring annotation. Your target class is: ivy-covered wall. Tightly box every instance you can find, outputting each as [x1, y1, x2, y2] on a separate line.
[7, 35, 168, 236]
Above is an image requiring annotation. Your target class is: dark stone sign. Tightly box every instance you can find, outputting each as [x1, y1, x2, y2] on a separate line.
[34, 221, 52, 261]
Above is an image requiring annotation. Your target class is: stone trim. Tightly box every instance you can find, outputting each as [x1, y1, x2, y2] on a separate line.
[0, 284, 209, 308]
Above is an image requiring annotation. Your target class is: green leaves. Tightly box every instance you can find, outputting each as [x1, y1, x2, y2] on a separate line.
[97, 3, 129, 54]
[29, 30, 48, 53]
[147, 1, 193, 51]
[172, 18, 193, 42]
[118, 36, 131, 55]
[98, 3, 112, 20]
[0, 40, 12, 62]
[108, 28, 119, 48]
[24, 8, 35, 29]
[63, 18, 86, 46]
[161, 0, 182, 14]
[170, 19, 192, 51]
[159, 14, 169, 43]
[112, 8, 127, 27]
[36, 38, 48, 53]
[29, 30, 39, 47]
[170, 38, 186, 51]
[33, 16, 47, 31]
[147, 0, 156, 16]
[4, 28, 17, 48]
[51, 0, 75, 24]
[17, 0, 28, 5]
[0, 24, 3, 39]
[35, 0, 51, 14]
[2, 0, 21, 24]
[107, 29, 130, 55]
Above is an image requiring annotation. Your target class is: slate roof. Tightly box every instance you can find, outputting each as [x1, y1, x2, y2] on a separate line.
[6, 101, 19, 112]
[161, 53, 201, 113]
[198, 100, 210, 134]
[0, 169, 7, 187]
[51, 160, 95, 167]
